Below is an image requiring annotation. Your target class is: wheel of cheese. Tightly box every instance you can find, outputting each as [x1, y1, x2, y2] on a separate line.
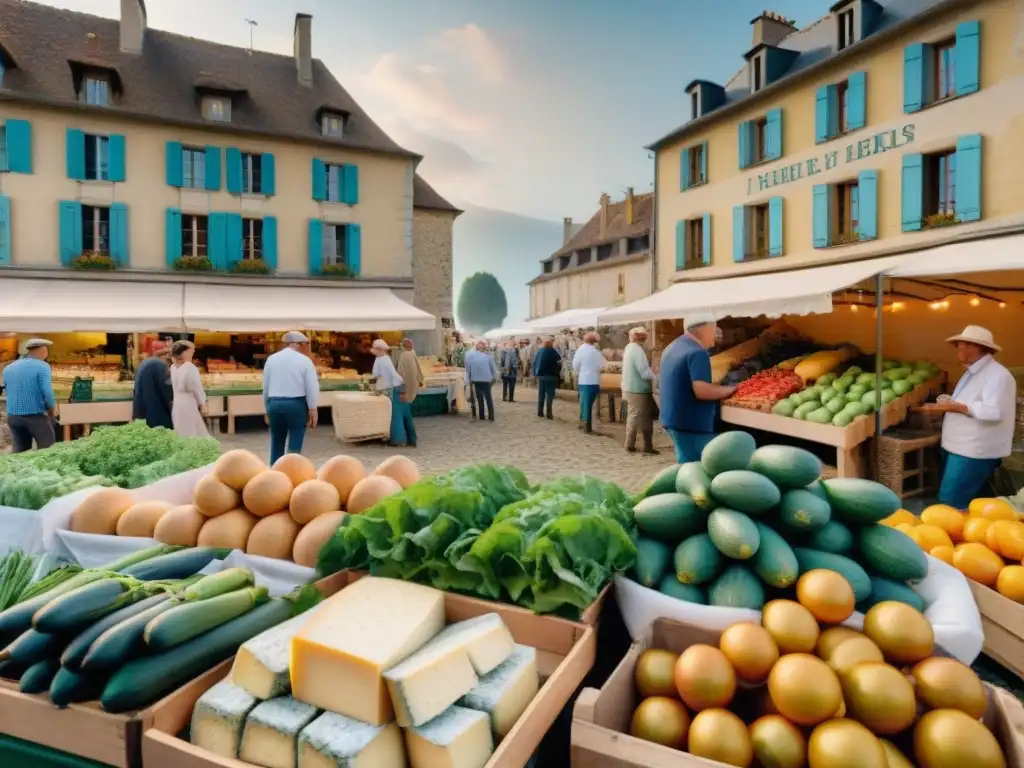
[317, 455, 366, 505]
[246, 512, 302, 560]
[69, 488, 136, 534]
[115, 500, 174, 538]
[153, 504, 206, 546]
[193, 474, 240, 518]
[242, 470, 294, 517]
[213, 450, 267, 491]
[272, 454, 317, 487]
[197, 509, 259, 550]
[292, 510, 345, 568]
[289, 480, 342, 524]
[374, 455, 421, 489]
[346, 475, 402, 515]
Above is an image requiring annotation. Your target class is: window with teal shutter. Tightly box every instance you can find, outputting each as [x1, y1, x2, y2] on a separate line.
[342, 165, 359, 205]
[955, 21, 981, 96]
[814, 86, 830, 144]
[812, 185, 831, 247]
[768, 198, 783, 257]
[225, 148, 242, 194]
[732, 206, 746, 262]
[737, 121, 750, 169]
[165, 208, 182, 267]
[844, 72, 866, 131]
[109, 203, 129, 267]
[108, 134, 126, 182]
[205, 146, 221, 191]
[5, 120, 32, 174]
[261, 153, 276, 196]
[165, 142, 183, 187]
[66, 129, 86, 180]
[955, 134, 982, 222]
[675, 220, 685, 269]
[308, 219, 324, 274]
[262, 216, 278, 270]
[765, 110, 782, 161]
[857, 171, 878, 240]
[901, 154, 924, 231]
[58, 201, 83, 265]
[344, 224, 362, 275]
[699, 142, 707, 184]
[701, 213, 711, 266]
[680, 148, 690, 191]
[226, 213, 243, 268]
[208, 213, 227, 269]
[312, 159, 326, 201]
[903, 43, 925, 113]
[0, 196, 10, 265]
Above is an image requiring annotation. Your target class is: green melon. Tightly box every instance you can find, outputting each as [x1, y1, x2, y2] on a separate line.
[778, 488, 832, 531]
[633, 493, 707, 542]
[701, 431, 756, 477]
[657, 576, 707, 604]
[673, 534, 723, 585]
[707, 565, 765, 610]
[632, 538, 672, 588]
[805, 519, 854, 555]
[822, 478, 901, 525]
[674, 462, 715, 510]
[751, 522, 799, 589]
[709, 470, 781, 515]
[748, 445, 822, 489]
[707, 508, 761, 560]
[641, 465, 681, 498]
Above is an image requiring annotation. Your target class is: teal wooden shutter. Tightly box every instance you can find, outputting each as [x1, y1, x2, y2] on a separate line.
[342, 165, 359, 205]
[165, 142, 183, 187]
[857, 170, 878, 240]
[675, 220, 686, 269]
[699, 141, 707, 184]
[732, 206, 746, 262]
[108, 134, 126, 182]
[903, 43, 925, 113]
[765, 109, 782, 160]
[308, 219, 324, 275]
[58, 201, 82, 265]
[262, 216, 278, 270]
[205, 146, 221, 191]
[955, 21, 981, 96]
[225, 148, 242, 194]
[701, 213, 711, 266]
[680, 148, 691, 190]
[5, 119, 32, 174]
[0, 196, 10, 265]
[826, 85, 838, 138]
[344, 224, 362, 275]
[901, 154, 924, 232]
[815, 86, 830, 143]
[109, 203, 129, 267]
[846, 72, 867, 131]
[737, 121, 750, 169]
[165, 208, 182, 267]
[312, 159, 326, 201]
[208, 213, 227, 269]
[768, 197, 784, 257]
[812, 184, 831, 248]
[261, 153, 276, 196]
[66, 129, 85, 180]
[956, 134, 983, 222]
[226, 213, 243, 268]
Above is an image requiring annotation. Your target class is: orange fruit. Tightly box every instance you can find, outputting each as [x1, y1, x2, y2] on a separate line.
[761, 600, 820, 654]
[993, 520, 1024, 560]
[796, 569, 855, 624]
[952, 543, 1004, 587]
[895, 522, 921, 543]
[914, 524, 953, 551]
[674, 645, 737, 712]
[719, 622, 779, 685]
[996, 565, 1024, 603]
[930, 545, 955, 565]
[968, 497, 1018, 521]
[963, 516, 993, 544]
[920, 505, 965, 541]
[768, 654, 843, 727]
[881, 510, 918, 528]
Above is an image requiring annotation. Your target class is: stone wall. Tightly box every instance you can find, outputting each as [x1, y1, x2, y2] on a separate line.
[411, 209, 456, 355]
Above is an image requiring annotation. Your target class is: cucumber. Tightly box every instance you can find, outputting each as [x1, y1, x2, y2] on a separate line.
[49, 666, 108, 708]
[641, 465, 681, 498]
[708, 565, 765, 609]
[33, 578, 142, 635]
[701, 431, 757, 477]
[0, 571, 111, 642]
[857, 524, 928, 582]
[748, 445, 823, 489]
[182, 568, 254, 602]
[822, 478, 900, 525]
[632, 538, 672, 588]
[0, 629, 65, 667]
[858, 576, 926, 613]
[707, 508, 761, 560]
[751, 522, 799, 589]
[100, 545, 184, 573]
[81, 599, 178, 672]
[61, 594, 170, 672]
[675, 463, 715, 510]
[778, 488, 832, 531]
[144, 587, 269, 651]
[657, 576, 706, 604]
[119, 547, 230, 580]
[101, 598, 293, 713]
[633, 494, 707, 542]
[673, 534, 724, 585]
[19, 658, 61, 694]
[805, 520, 855, 555]
[709, 471, 781, 515]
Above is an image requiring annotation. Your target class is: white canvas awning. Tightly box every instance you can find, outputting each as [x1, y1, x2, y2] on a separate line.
[182, 284, 435, 332]
[483, 326, 535, 340]
[598, 258, 904, 325]
[886, 233, 1024, 278]
[0, 279, 185, 332]
[527, 306, 608, 332]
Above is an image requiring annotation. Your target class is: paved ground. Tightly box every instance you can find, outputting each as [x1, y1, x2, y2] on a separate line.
[219, 389, 674, 493]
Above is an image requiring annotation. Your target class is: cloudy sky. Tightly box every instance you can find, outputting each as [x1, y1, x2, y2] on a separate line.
[38, 0, 823, 221]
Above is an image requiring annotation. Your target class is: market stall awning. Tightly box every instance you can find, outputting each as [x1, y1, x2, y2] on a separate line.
[527, 307, 608, 333]
[0, 279, 185, 332]
[886, 233, 1024, 278]
[483, 326, 535, 340]
[182, 284, 435, 332]
[598, 258, 904, 325]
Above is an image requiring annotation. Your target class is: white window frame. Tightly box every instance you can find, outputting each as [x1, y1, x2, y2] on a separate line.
[82, 205, 110, 254]
[326, 164, 343, 203]
[690, 90, 700, 119]
[181, 214, 208, 258]
[322, 224, 347, 266]
[84, 134, 110, 181]
[241, 153, 262, 195]
[321, 113, 345, 138]
[838, 8, 856, 50]
[203, 96, 230, 122]
[82, 76, 110, 106]
[752, 53, 765, 92]
[243, 218, 263, 261]
[182, 148, 206, 190]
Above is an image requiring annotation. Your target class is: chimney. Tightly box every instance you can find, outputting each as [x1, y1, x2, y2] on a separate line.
[562, 217, 575, 246]
[119, 0, 146, 54]
[293, 13, 313, 87]
[625, 188, 635, 226]
[751, 10, 797, 48]
[599, 193, 611, 237]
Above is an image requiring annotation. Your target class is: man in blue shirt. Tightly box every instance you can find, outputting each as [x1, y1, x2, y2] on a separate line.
[533, 337, 562, 419]
[1, 338, 57, 453]
[464, 340, 498, 421]
[659, 316, 736, 463]
[262, 331, 320, 464]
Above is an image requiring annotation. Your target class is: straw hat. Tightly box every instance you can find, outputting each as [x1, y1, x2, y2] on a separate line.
[945, 325, 1000, 352]
[371, 339, 390, 351]
[24, 338, 53, 350]
[282, 331, 309, 344]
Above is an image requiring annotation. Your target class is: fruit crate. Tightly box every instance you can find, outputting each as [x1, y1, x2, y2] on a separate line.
[571, 616, 1024, 768]
[969, 579, 1024, 682]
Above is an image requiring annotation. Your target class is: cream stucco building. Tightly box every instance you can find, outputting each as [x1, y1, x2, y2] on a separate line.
[0, 0, 458, 352]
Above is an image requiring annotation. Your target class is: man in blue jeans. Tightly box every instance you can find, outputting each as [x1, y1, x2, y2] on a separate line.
[464, 340, 498, 421]
[659, 315, 736, 463]
[533, 337, 561, 419]
[261, 331, 320, 464]
[572, 331, 606, 434]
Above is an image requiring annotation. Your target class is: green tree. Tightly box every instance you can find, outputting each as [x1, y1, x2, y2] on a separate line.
[457, 272, 508, 333]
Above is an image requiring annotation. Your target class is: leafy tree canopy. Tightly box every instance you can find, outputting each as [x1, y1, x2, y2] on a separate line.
[457, 272, 508, 333]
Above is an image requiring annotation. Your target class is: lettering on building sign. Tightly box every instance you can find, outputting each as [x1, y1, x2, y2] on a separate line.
[747, 124, 916, 195]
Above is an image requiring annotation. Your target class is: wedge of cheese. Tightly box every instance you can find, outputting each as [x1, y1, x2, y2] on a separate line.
[427, 614, 515, 676]
[291, 577, 445, 724]
[239, 696, 320, 768]
[405, 706, 493, 768]
[459, 644, 538, 739]
[190, 681, 258, 758]
[232, 606, 325, 700]
[297, 712, 406, 768]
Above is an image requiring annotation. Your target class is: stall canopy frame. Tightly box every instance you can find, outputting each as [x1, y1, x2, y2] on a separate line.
[526, 307, 609, 333]
[483, 326, 536, 340]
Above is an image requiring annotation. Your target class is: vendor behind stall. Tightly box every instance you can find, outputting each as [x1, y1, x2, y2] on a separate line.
[917, 325, 1016, 509]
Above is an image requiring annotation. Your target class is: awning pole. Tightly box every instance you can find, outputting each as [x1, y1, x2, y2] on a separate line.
[873, 274, 884, 480]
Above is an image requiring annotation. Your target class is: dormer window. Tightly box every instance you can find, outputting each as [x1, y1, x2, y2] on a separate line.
[690, 91, 699, 120]
[321, 113, 345, 138]
[832, 0, 883, 51]
[684, 81, 726, 120]
[838, 9, 855, 50]
[203, 96, 230, 122]
[752, 54, 764, 92]
[82, 75, 110, 106]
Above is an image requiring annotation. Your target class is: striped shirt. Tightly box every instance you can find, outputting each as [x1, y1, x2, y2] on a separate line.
[2, 357, 56, 416]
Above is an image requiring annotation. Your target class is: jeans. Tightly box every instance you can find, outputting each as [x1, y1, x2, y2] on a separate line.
[666, 428, 715, 464]
[391, 388, 417, 445]
[502, 375, 517, 402]
[8, 413, 56, 453]
[472, 382, 495, 420]
[938, 449, 1001, 509]
[578, 384, 599, 427]
[537, 375, 557, 417]
[267, 397, 308, 465]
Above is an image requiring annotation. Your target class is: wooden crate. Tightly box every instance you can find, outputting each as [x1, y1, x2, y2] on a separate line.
[571, 617, 1024, 768]
[970, 580, 1024, 680]
[872, 431, 942, 500]
[143, 570, 598, 768]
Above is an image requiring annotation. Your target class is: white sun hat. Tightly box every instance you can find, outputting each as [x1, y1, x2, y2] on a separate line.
[945, 325, 1001, 352]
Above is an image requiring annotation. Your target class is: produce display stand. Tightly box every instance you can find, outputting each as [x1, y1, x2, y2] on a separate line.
[142, 569, 598, 768]
[58, 398, 228, 440]
[570, 616, 1024, 768]
[969, 580, 1024, 681]
[224, 383, 360, 434]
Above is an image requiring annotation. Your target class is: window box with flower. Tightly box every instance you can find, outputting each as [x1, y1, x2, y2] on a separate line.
[232, 258, 273, 276]
[72, 251, 117, 271]
[319, 263, 354, 278]
[173, 255, 214, 272]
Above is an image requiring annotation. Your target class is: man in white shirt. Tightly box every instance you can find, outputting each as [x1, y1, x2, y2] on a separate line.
[262, 331, 320, 464]
[917, 325, 1016, 509]
[370, 339, 406, 445]
[572, 331, 606, 434]
[622, 326, 658, 455]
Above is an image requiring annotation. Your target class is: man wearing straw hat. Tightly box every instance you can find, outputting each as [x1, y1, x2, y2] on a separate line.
[1, 338, 57, 453]
[262, 331, 320, 464]
[916, 325, 1016, 509]
[622, 326, 658, 455]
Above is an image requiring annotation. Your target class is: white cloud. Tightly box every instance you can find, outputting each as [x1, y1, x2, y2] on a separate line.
[432, 23, 506, 85]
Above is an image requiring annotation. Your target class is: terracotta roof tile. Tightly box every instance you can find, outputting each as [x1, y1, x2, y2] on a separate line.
[553, 192, 654, 257]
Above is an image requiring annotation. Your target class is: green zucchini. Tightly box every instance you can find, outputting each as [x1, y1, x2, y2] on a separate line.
[101, 598, 292, 713]
[33, 578, 142, 635]
[0, 629, 64, 667]
[80, 599, 179, 672]
[19, 658, 61, 694]
[0, 571, 112, 641]
[145, 586, 269, 651]
[61, 593, 170, 672]
[182, 568, 254, 602]
[120, 547, 230, 580]
[99, 545, 184, 573]
[49, 666, 108, 708]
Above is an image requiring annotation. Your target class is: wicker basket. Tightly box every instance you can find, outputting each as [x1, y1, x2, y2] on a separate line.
[873, 430, 942, 500]
[330, 391, 391, 443]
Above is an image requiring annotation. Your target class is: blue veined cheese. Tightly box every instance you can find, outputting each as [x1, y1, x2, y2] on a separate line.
[404, 706, 493, 768]
[427, 614, 515, 676]
[459, 645, 538, 739]
[239, 696, 320, 768]
[297, 711, 406, 768]
[231, 605, 325, 699]
[190, 680, 259, 758]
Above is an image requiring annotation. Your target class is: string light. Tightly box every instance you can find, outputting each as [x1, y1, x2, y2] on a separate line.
[850, 304, 859, 312]
[999, 302, 1007, 308]
[929, 301, 942, 310]
[970, 297, 981, 307]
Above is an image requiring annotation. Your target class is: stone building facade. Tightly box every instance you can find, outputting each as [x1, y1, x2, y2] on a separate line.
[411, 176, 461, 354]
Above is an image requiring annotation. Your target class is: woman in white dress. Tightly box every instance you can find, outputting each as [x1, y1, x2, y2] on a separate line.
[170, 340, 208, 437]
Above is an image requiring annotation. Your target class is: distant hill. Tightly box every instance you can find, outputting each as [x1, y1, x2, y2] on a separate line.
[452, 205, 563, 325]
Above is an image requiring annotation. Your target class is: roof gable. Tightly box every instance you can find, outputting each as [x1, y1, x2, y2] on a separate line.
[552, 193, 654, 258]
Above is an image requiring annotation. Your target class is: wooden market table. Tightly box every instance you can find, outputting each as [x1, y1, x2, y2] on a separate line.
[57, 397, 227, 440]
[224, 383, 361, 434]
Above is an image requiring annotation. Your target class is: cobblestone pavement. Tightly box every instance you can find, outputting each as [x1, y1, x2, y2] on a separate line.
[218, 392, 674, 493]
